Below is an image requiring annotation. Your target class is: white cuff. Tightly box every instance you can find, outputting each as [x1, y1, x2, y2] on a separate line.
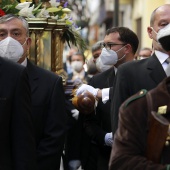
[102, 88, 110, 104]
[93, 88, 99, 97]
[71, 109, 79, 120]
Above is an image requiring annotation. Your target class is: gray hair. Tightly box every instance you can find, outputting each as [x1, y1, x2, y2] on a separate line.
[91, 40, 103, 53]
[0, 14, 29, 36]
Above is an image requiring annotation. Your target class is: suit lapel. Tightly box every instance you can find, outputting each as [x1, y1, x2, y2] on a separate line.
[26, 59, 39, 93]
[0, 57, 2, 68]
[147, 53, 166, 84]
[107, 67, 115, 87]
[0, 58, 3, 77]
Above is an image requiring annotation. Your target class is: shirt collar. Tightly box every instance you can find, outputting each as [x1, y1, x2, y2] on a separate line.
[114, 66, 117, 74]
[21, 58, 27, 67]
[155, 50, 169, 64]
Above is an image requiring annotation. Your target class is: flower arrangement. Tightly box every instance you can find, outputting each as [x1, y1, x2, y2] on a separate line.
[0, 0, 87, 51]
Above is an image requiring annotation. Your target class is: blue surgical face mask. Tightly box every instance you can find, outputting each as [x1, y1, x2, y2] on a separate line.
[99, 45, 126, 65]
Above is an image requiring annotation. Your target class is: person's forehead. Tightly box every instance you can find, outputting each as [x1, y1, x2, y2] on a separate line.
[72, 54, 83, 60]
[139, 50, 151, 55]
[0, 18, 25, 31]
[154, 6, 170, 25]
[93, 49, 101, 54]
[68, 48, 77, 55]
[104, 32, 120, 42]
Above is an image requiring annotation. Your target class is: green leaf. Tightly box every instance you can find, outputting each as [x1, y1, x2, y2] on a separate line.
[61, 28, 88, 52]
[33, 2, 42, 12]
[47, 7, 61, 13]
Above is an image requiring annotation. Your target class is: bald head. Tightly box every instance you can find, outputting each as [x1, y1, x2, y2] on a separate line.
[150, 4, 170, 27]
[147, 4, 170, 53]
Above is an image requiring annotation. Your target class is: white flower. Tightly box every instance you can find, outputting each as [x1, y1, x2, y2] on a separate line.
[75, 27, 81, 31]
[36, 8, 50, 18]
[49, 0, 60, 7]
[18, 5, 35, 18]
[15, 2, 32, 10]
[62, 8, 72, 14]
[71, 25, 81, 31]
[51, 15, 59, 20]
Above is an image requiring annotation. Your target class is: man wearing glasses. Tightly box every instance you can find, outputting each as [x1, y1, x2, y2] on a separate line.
[77, 27, 138, 102]
[77, 27, 139, 170]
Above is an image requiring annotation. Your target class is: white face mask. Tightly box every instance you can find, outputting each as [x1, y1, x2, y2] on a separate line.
[157, 24, 170, 41]
[0, 37, 25, 62]
[71, 61, 84, 72]
[151, 27, 161, 44]
[157, 24, 170, 51]
[95, 57, 112, 72]
[100, 46, 126, 65]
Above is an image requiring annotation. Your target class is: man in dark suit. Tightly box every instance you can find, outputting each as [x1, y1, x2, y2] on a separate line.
[111, 4, 170, 135]
[0, 57, 37, 170]
[78, 27, 139, 170]
[109, 17, 170, 170]
[0, 14, 67, 170]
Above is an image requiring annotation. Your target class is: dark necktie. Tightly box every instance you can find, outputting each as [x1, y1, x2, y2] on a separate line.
[165, 58, 170, 77]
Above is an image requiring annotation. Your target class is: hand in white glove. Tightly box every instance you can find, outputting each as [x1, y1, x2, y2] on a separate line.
[104, 132, 113, 147]
[76, 84, 99, 97]
[71, 109, 79, 120]
[68, 160, 81, 170]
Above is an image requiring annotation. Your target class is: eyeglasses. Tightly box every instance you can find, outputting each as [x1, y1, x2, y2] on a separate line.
[101, 42, 126, 50]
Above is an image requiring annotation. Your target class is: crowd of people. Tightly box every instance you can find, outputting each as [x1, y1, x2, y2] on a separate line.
[1, 3, 170, 170]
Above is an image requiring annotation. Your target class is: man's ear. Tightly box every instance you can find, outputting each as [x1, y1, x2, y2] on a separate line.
[124, 44, 132, 54]
[26, 37, 31, 49]
[147, 26, 153, 39]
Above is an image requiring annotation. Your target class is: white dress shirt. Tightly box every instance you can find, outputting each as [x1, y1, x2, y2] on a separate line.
[102, 66, 117, 104]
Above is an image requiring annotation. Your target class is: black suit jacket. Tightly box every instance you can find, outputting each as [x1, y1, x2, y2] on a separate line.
[82, 67, 115, 169]
[85, 67, 115, 143]
[111, 53, 167, 134]
[27, 60, 67, 170]
[0, 57, 36, 170]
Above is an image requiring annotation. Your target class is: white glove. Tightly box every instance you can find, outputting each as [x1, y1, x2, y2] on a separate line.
[102, 88, 110, 104]
[104, 132, 113, 147]
[68, 160, 81, 170]
[71, 109, 79, 120]
[76, 84, 99, 97]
